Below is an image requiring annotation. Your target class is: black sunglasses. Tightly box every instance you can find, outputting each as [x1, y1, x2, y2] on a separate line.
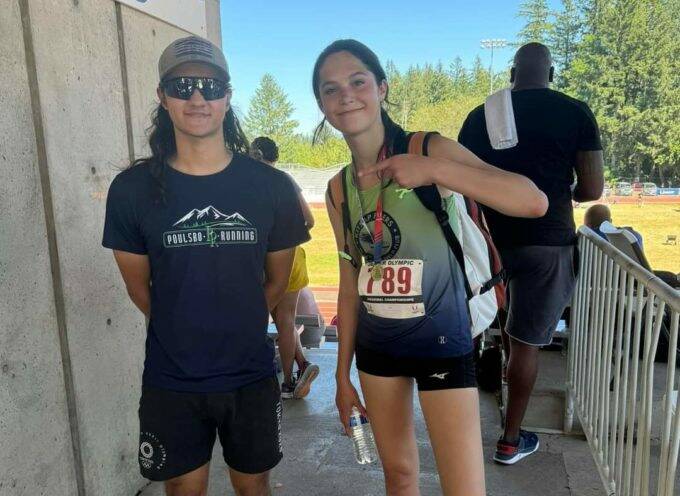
[160, 77, 230, 101]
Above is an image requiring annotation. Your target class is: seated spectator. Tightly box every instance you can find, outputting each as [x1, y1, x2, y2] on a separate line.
[583, 204, 610, 239]
[583, 204, 678, 288]
[584, 204, 643, 249]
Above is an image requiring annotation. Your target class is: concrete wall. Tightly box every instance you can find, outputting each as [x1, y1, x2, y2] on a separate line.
[122, 7, 192, 158]
[0, 2, 77, 495]
[1, 1, 221, 495]
[205, 0, 222, 48]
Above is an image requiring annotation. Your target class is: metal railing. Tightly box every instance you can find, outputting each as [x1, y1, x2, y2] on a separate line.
[565, 226, 680, 495]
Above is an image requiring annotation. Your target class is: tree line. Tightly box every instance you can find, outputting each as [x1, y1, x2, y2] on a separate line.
[242, 0, 679, 185]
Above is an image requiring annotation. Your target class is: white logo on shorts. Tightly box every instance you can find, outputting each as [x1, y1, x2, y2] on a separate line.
[139, 432, 167, 471]
[276, 401, 283, 454]
[429, 372, 450, 380]
[438, 336, 448, 344]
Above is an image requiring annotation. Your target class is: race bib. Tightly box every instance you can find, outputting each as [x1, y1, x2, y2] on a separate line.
[358, 259, 425, 319]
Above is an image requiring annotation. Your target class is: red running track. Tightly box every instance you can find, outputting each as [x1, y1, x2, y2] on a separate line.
[309, 286, 338, 323]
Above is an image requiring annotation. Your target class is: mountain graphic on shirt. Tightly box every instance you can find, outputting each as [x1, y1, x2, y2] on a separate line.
[172, 206, 251, 228]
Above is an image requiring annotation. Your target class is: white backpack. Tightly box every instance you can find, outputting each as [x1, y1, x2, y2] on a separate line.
[408, 132, 506, 338]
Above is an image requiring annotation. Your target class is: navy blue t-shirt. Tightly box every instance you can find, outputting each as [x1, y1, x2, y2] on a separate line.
[102, 154, 310, 392]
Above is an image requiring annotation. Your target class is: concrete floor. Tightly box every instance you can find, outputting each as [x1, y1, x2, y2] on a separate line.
[139, 346, 607, 496]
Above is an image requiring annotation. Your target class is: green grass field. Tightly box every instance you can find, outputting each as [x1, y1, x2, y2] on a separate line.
[304, 204, 680, 287]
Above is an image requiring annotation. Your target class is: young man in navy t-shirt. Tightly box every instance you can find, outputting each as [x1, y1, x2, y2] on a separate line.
[103, 36, 309, 495]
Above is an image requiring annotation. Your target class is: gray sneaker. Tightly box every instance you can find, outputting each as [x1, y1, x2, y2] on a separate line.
[293, 362, 320, 399]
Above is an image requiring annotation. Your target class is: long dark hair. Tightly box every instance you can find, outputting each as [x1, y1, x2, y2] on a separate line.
[130, 93, 249, 204]
[311, 39, 406, 156]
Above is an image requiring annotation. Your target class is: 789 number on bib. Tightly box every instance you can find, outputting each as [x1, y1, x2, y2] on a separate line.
[366, 266, 412, 295]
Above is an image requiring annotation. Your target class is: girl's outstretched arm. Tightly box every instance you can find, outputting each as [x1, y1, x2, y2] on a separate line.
[360, 134, 548, 218]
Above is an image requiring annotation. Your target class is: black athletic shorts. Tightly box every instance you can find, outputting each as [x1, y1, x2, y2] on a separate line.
[137, 376, 283, 481]
[355, 345, 477, 391]
[500, 245, 576, 346]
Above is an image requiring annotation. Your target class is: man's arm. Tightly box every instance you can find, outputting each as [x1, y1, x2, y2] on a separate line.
[264, 247, 295, 312]
[112, 250, 151, 317]
[573, 150, 604, 202]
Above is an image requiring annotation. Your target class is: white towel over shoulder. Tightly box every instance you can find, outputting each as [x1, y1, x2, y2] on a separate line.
[484, 88, 518, 150]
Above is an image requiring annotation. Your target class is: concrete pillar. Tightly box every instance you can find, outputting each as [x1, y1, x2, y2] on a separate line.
[1, 1, 222, 494]
[0, 1, 78, 494]
[205, 0, 222, 47]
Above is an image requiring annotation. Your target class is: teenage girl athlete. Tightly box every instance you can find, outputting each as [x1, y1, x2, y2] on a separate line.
[315, 39, 548, 495]
[250, 137, 320, 399]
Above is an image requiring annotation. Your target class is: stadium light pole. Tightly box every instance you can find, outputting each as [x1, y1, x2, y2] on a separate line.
[480, 38, 507, 94]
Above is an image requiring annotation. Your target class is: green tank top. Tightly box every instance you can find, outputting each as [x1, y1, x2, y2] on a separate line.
[343, 165, 473, 357]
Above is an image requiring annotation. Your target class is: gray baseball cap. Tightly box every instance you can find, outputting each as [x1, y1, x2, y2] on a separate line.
[158, 36, 229, 82]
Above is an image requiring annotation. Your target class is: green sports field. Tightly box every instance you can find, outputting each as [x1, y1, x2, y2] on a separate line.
[304, 204, 680, 287]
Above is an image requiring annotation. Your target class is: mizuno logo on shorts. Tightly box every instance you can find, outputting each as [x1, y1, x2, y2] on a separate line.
[429, 372, 449, 380]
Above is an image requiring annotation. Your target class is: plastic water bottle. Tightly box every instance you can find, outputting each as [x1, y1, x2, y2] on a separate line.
[349, 406, 377, 464]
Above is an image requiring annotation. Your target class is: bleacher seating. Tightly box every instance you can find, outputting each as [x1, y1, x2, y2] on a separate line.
[278, 163, 343, 203]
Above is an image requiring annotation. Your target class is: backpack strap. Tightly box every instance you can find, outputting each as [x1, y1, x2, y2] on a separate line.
[407, 130, 437, 156]
[327, 168, 359, 268]
[409, 132, 474, 301]
[407, 131, 426, 155]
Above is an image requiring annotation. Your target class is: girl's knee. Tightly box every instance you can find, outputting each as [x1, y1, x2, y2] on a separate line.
[383, 459, 418, 491]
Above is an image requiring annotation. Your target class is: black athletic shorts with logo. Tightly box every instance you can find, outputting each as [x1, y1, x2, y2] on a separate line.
[355, 345, 477, 391]
[137, 376, 283, 481]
